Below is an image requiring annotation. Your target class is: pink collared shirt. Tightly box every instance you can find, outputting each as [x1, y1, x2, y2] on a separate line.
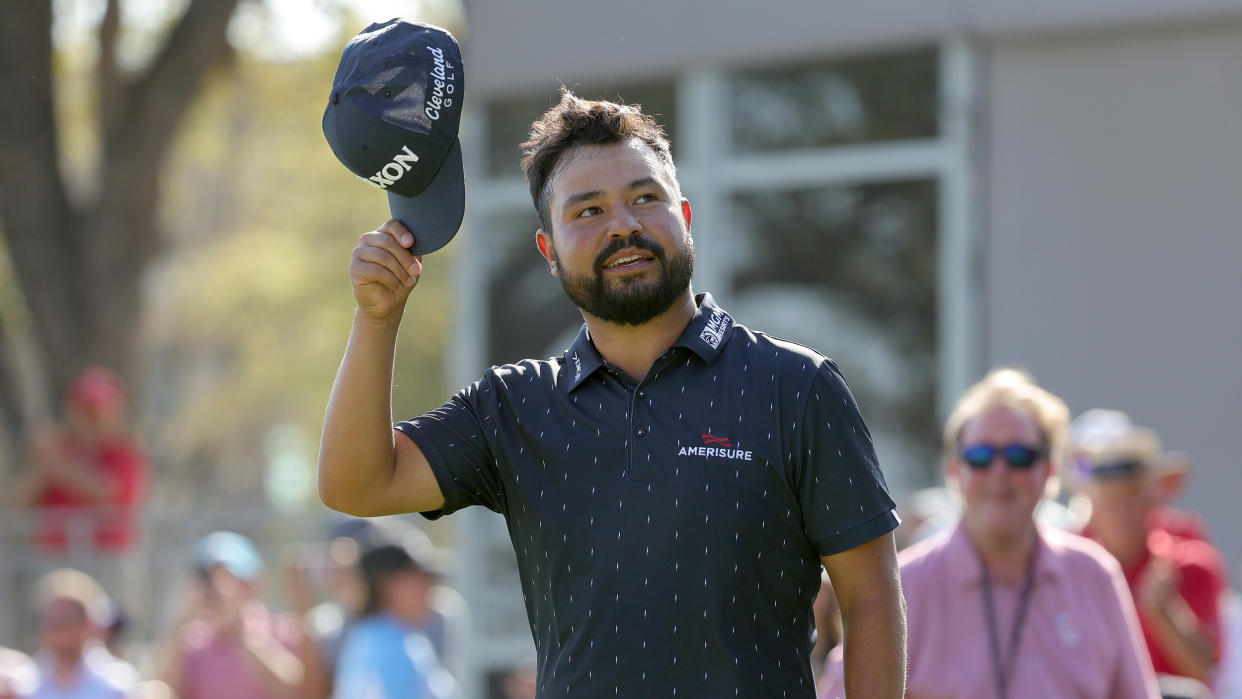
[821, 521, 1159, 699]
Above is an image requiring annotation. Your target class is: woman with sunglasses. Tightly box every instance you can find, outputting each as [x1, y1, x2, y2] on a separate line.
[822, 368, 1158, 698]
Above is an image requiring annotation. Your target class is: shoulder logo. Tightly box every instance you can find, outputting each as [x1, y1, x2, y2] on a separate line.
[677, 433, 752, 461]
[572, 352, 583, 382]
[699, 308, 731, 350]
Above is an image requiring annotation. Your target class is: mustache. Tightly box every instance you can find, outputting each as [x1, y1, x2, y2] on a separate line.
[593, 235, 666, 272]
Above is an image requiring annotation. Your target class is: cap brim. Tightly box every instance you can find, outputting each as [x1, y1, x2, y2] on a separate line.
[387, 139, 465, 255]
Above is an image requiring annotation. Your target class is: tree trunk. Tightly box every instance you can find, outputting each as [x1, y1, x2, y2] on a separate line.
[0, 1, 87, 409]
[0, 0, 240, 442]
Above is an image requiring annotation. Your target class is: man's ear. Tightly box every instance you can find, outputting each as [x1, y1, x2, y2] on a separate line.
[535, 229, 558, 277]
[681, 199, 692, 229]
[1151, 463, 1191, 504]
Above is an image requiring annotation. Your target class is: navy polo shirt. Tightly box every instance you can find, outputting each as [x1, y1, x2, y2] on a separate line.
[398, 293, 898, 698]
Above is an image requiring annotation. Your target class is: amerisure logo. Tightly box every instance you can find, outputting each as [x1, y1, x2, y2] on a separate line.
[678, 434, 753, 461]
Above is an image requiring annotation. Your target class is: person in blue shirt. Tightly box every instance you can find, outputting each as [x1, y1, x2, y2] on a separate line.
[334, 542, 457, 699]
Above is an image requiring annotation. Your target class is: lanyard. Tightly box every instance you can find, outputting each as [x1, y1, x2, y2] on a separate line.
[978, 544, 1039, 699]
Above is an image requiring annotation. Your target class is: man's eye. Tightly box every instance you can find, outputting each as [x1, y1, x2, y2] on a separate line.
[577, 206, 602, 218]
[635, 194, 658, 204]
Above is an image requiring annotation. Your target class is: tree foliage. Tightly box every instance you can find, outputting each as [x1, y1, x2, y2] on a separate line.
[0, 0, 240, 463]
[144, 48, 452, 503]
[0, 1, 458, 507]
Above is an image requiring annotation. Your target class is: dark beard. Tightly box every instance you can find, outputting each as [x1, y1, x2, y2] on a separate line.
[555, 234, 695, 326]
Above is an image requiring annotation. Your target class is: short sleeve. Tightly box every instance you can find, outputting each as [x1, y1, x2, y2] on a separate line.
[1179, 551, 1229, 659]
[796, 360, 899, 556]
[1097, 553, 1161, 697]
[1150, 532, 1229, 660]
[396, 374, 507, 518]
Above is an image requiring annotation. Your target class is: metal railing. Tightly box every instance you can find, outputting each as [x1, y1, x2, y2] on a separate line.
[0, 502, 335, 669]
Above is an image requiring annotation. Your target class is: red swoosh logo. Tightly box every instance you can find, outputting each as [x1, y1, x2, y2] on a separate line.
[701, 434, 732, 447]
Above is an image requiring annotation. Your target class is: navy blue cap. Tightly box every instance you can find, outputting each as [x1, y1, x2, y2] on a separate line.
[323, 19, 465, 255]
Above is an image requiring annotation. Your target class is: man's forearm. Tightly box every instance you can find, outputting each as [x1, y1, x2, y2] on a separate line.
[1144, 596, 1215, 681]
[240, 632, 304, 697]
[840, 587, 907, 698]
[318, 310, 404, 514]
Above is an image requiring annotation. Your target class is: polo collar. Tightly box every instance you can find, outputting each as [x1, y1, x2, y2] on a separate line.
[942, 519, 1066, 589]
[563, 325, 606, 393]
[560, 294, 736, 393]
[672, 293, 735, 364]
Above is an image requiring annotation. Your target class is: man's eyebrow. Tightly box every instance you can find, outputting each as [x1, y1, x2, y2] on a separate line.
[562, 189, 603, 210]
[560, 178, 667, 213]
[626, 177, 660, 191]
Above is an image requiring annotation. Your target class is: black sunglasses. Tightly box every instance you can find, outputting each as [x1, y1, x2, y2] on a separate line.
[960, 443, 1044, 470]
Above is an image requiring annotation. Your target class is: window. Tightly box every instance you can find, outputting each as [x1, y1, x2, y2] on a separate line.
[730, 48, 939, 152]
[729, 180, 941, 474]
[485, 83, 677, 178]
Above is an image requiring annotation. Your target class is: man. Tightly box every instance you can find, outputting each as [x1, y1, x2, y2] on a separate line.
[333, 541, 458, 699]
[163, 531, 304, 699]
[296, 518, 466, 698]
[318, 45, 906, 694]
[15, 366, 148, 556]
[1076, 412, 1228, 686]
[27, 568, 136, 699]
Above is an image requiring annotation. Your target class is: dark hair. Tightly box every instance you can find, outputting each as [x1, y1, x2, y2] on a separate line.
[520, 88, 676, 232]
[359, 544, 428, 617]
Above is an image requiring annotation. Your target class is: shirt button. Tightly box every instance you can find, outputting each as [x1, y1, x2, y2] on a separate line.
[637, 390, 647, 399]
[634, 427, 647, 438]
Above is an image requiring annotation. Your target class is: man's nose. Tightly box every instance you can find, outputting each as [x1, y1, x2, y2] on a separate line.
[606, 205, 642, 239]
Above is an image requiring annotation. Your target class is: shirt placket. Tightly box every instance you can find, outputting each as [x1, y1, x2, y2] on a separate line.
[624, 351, 678, 482]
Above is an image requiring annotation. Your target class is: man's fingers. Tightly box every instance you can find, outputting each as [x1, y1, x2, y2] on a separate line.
[376, 219, 419, 255]
[359, 228, 421, 276]
[348, 222, 425, 319]
[351, 258, 408, 293]
[355, 243, 416, 287]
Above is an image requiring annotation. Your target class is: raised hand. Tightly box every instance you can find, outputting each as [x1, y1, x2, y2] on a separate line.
[350, 219, 424, 321]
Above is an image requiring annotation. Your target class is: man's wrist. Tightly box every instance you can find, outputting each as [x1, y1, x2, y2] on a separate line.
[354, 308, 404, 333]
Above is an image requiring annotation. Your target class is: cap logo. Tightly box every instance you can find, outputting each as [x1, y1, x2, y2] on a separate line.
[366, 145, 421, 189]
[425, 46, 457, 121]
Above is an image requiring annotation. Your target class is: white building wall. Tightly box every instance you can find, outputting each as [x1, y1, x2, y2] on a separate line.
[982, 24, 1242, 567]
[465, 0, 1242, 94]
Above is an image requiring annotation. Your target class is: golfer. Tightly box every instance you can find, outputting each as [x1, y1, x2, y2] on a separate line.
[319, 89, 906, 697]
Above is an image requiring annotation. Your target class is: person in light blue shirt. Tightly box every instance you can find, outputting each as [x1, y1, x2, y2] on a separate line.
[334, 543, 457, 699]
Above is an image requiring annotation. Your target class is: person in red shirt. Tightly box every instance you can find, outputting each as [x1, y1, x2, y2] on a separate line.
[1077, 411, 1228, 685]
[16, 366, 149, 554]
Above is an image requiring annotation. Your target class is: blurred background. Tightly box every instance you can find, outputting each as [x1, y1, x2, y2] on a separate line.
[1, 0, 1240, 697]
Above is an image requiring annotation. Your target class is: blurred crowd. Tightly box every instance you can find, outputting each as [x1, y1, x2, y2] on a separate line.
[4, 365, 1241, 698]
[816, 369, 1241, 699]
[0, 518, 484, 699]
[0, 368, 526, 699]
